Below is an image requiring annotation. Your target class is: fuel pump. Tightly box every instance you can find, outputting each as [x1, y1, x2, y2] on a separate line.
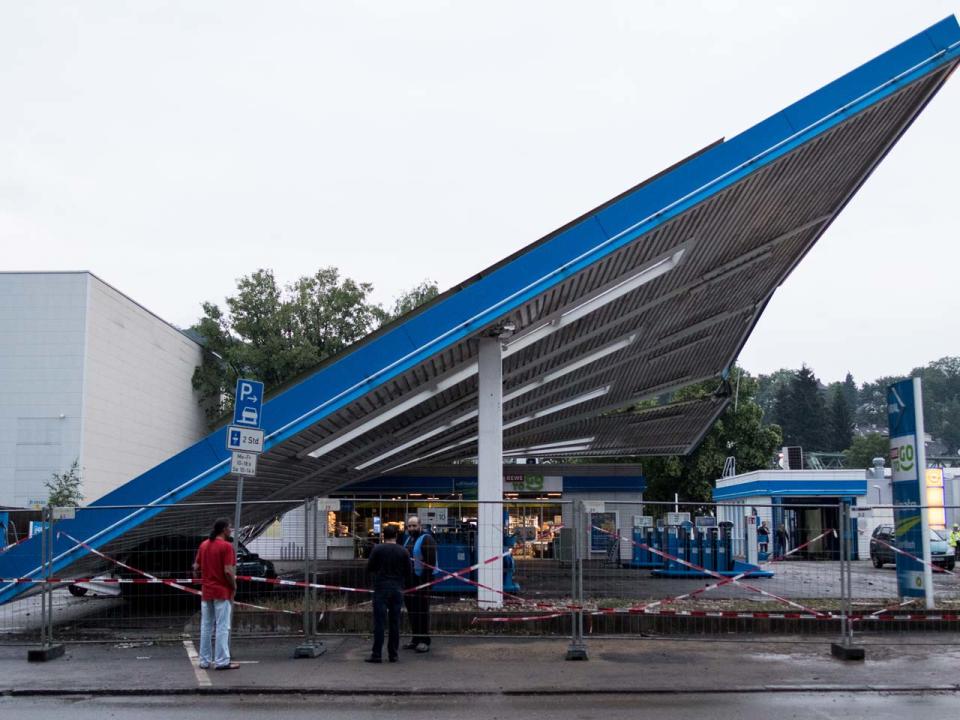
[745, 514, 759, 566]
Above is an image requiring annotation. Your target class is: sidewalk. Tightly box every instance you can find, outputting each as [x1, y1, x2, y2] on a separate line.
[3, 635, 960, 695]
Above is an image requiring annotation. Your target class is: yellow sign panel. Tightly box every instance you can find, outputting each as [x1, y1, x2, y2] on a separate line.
[925, 469, 945, 529]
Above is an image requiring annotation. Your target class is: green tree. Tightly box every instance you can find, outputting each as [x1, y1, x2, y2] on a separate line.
[857, 374, 906, 433]
[772, 381, 791, 434]
[916, 356, 960, 454]
[829, 385, 854, 452]
[643, 370, 783, 503]
[191, 268, 386, 421]
[841, 372, 858, 419]
[755, 368, 795, 420]
[777, 365, 829, 451]
[45, 459, 83, 507]
[389, 279, 439, 319]
[844, 432, 889, 469]
[853, 358, 960, 454]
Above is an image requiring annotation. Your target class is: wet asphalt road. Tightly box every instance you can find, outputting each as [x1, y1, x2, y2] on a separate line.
[2, 692, 958, 719]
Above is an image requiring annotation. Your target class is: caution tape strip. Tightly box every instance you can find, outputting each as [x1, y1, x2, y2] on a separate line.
[592, 525, 831, 619]
[406, 551, 511, 593]
[472, 528, 843, 624]
[58, 532, 297, 615]
[0, 576, 199, 586]
[869, 535, 957, 577]
[764, 528, 839, 563]
[626, 528, 839, 616]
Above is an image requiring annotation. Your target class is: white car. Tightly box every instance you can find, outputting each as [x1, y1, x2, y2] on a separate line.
[68, 575, 121, 598]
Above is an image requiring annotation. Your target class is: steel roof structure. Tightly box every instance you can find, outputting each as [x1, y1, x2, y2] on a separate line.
[2, 17, 959, 603]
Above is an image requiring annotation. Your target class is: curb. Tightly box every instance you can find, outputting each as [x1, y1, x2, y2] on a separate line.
[3, 685, 960, 697]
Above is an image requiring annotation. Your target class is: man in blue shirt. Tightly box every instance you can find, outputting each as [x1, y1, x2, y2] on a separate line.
[402, 515, 437, 653]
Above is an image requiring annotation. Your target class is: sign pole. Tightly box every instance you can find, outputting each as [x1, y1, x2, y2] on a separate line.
[233, 475, 244, 554]
[913, 378, 934, 609]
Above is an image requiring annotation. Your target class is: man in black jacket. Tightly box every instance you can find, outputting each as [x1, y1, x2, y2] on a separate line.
[365, 524, 412, 663]
[402, 515, 437, 653]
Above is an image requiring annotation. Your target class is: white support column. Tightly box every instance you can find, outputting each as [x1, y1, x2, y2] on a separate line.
[477, 336, 503, 609]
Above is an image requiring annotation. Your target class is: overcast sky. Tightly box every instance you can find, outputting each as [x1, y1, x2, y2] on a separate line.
[2, 1, 957, 385]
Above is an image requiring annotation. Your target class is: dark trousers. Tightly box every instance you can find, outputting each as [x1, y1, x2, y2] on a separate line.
[404, 577, 431, 645]
[372, 582, 403, 659]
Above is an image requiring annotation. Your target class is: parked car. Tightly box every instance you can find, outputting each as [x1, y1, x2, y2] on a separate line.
[117, 535, 277, 598]
[67, 575, 121, 598]
[870, 525, 955, 570]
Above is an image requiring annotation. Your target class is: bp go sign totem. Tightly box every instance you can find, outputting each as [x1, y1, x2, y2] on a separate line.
[887, 378, 933, 605]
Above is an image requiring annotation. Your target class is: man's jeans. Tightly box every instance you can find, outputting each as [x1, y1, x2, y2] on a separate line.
[199, 599, 232, 668]
[372, 582, 403, 659]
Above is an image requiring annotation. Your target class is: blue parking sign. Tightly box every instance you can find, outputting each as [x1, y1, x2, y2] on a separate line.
[233, 378, 264, 428]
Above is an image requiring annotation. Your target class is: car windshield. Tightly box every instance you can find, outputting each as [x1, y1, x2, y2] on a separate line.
[932, 529, 948, 541]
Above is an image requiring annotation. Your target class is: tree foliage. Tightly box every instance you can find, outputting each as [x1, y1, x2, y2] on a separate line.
[915, 356, 960, 455]
[775, 365, 829, 451]
[46, 459, 83, 507]
[643, 370, 783, 503]
[856, 374, 906, 434]
[388, 279, 439, 319]
[828, 385, 854, 452]
[843, 433, 889, 469]
[191, 270, 444, 422]
[754, 368, 794, 421]
[191, 268, 387, 420]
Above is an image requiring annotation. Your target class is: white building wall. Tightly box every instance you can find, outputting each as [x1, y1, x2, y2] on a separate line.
[0, 274, 87, 506]
[80, 275, 209, 502]
[0, 272, 209, 507]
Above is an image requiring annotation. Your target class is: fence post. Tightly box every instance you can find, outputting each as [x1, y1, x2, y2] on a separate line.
[831, 500, 864, 660]
[27, 505, 64, 661]
[294, 498, 325, 658]
[565, 500, 588, 661]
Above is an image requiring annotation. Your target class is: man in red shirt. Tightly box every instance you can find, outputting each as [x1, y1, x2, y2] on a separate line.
[193, 518, 238, 670]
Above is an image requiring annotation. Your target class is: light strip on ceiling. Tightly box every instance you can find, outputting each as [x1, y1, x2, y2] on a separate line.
[353, 410, 478, 471]
[511, 436, 596, 452]
[309, 249, 678, 460]
[502, 249, 684, 357]
[502, 437, 596, 456]
[501, 333, 636, 403]
[349, 336, 633, 469]
[306, 363, 477, 458]
[372, 387, 611, 473]
[502, 385, 610, 430]
[503, 444, 593, 457]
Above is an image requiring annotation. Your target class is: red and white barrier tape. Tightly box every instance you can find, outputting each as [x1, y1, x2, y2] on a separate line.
[765, 528, 838, 563]
[473, 527, 842, 623]
[414, 555, 560, 611]
[59, 532, 297, 615]
[408, 552, 510, 593]
[624, 528, 839, 616]
[0, 576, 199, 586]
[60, 532, 201, 597]
[235, 574, 372, 594]
[472, 611, 567, 624]
[591, 525, 831, 619]
[869, 535, 957, 577]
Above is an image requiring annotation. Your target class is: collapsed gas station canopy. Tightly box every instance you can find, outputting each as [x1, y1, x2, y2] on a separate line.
[2, 17, 958, 602]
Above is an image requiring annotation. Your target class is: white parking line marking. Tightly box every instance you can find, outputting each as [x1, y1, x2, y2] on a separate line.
[182, 639, 212, 687]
